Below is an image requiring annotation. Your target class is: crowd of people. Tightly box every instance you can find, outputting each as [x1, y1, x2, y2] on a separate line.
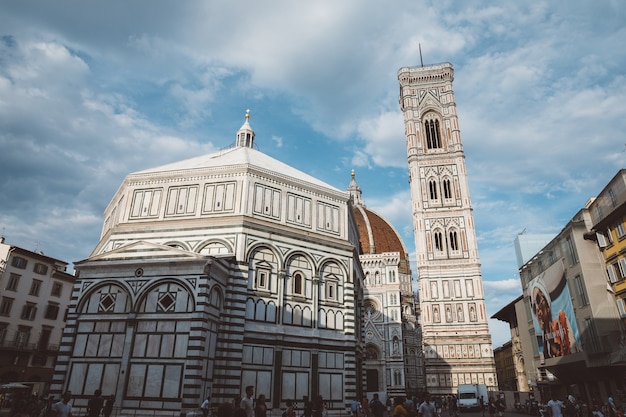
[1, 389, 115, 417]
[6, 385, 625, 417]
[208, 386, 329, 417]
[536, 393, 625, 417]
[347, 393, 477, 417]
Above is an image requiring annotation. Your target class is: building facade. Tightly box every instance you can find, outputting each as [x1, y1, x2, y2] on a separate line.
[347, 172, 424, 398]
[0, 238, 75, 392]
[516, 205, 626, 401]
[397, 63, 497, 394]
[492, 296, 531, 394]
[587, 169, 626, 362]
[493, 342, 516, 392]
[50, 114, 365, 416]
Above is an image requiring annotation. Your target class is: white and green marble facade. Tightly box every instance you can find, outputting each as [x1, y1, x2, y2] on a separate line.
[50, 117, 365, 416]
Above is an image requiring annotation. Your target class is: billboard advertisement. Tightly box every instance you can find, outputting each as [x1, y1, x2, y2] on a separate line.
[527, 260, 582, 362]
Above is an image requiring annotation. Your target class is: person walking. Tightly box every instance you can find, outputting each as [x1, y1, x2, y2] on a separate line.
[51, 391, 73, 417]
[393, 398, 408, 417]
[102, 396, 115, 417]
[254, 395, 267, 417]
[352, 399, 361, 417]
[418, 395, 436, 417]
[548, 395, 564, 417]
[87, 390, 104, 417]
[370, 394, 386, 417]
[488, 398, 497, 417]
[447, 396, 458, 417]
[240, 387, 255, 417]
[284, 400, 296, 417]
[495, 397, 506, 417]
[201, 397, 211, 417]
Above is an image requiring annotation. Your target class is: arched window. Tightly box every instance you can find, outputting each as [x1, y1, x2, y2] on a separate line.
[209, 288, 223, 310]
[434, 231, 444, 252]
[424, 119, 441, 149]
[366, 345, 379, 359]
[394, 370, 402, 385]
[293, 272, 304, 295]
[449, 230, 459, 251]
[429, 180, 438, 200]
[442, 178, 452, 199]
[390, 294, 398, 305]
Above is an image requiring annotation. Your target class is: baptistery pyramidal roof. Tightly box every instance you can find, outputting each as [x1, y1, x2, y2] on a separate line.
[133, 110, 340, 192]
[95, 111, 352, 255]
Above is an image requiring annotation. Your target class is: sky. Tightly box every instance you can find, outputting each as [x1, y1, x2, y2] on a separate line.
[0, 1, 625, 349]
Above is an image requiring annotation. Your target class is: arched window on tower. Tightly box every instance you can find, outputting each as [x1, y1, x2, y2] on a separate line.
[449, 230, 459, 252]
[442, 178, 452, 200]
[429, 180, 438, 200]
[424, 119, 441, 149]
[434, 231, 444, 253]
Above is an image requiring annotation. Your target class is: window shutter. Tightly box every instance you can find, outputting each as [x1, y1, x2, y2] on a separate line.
[617, 299, 626, 318]
[607, 264, 617, 283]
[596, 232, 607, 248]
[619, 258, 626, 279]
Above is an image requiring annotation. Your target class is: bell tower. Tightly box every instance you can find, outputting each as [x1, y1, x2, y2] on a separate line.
[398, 63, 497, 393]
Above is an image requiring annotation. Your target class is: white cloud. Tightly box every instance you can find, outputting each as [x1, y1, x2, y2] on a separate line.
[272, 135, 283, 148]
[357, 111, 405, 168]
[483, 279, 522, 293]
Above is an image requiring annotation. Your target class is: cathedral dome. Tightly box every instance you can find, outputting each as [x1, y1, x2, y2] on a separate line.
[353, 205, 408, 261]
[347, 171, 410, 267]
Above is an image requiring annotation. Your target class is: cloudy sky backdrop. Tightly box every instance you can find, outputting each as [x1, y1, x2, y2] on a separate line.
[1, 1, 625, 347]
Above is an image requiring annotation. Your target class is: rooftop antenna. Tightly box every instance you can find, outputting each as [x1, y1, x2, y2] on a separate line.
[419, 43, 424, 67]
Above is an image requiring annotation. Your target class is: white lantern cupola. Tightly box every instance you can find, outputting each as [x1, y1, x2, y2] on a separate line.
[236, 109, 255, 148]
[347, 169, 364, 206]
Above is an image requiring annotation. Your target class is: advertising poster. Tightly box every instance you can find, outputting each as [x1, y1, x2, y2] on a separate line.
[527, 260, 582, 363]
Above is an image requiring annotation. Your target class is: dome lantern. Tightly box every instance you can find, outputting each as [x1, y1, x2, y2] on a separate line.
[236, 109, 255, 148]
[347, 169, 363, 206]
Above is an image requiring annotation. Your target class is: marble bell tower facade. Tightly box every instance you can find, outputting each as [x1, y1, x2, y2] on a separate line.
[397, 63, 497, 394]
